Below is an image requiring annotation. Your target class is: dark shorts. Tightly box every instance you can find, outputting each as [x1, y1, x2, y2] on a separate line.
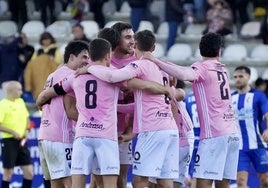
[1, 138, 32, 168]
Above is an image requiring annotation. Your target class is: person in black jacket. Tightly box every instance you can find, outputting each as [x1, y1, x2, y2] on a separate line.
[165, 0, 185, 53]
[128, 0, 152, 32]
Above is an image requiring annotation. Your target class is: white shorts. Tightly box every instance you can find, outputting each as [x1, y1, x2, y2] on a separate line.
[71, 137, 120, 175]
[193, 134, 240, 180]
[119, 140, 132, 165]
[174, 146, 190, 184]
[133, 130, 179, 179]
[38, 140, 72, 180]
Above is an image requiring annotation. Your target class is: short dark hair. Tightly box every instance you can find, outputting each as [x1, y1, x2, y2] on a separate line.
[64, 40, 89, 64]
[111, 22, 133, 36]
[199, 33, 222, 57]
[234, 66, 251, 75]
[134, 30, 155, 51]
[255, 77, 267, 88]
[89, 38, 111, 61]
[39, 32, 56, 45]
[98, 28, 120, 51]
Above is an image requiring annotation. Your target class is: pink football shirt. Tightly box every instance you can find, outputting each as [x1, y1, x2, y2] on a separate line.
[60, 73, 120, 141]
[38, 66, 76, 143]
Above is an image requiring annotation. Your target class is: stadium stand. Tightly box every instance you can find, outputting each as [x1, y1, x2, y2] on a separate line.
[21, 20, 45, 44]
[0, 20, 17, 37]
[166, 43, 192, 63]
[80, 20, 99, 39]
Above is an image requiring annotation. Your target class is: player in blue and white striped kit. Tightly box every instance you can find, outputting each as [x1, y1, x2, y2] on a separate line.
[231, 66, 268, 188]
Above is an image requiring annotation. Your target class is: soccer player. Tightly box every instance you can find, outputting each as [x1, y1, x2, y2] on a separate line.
[184, 91, 200, 188]
[36, 38, 174, 188]
[38, 40, 90, 188]
[0, 81, 33, 188]
[76, 30, 179, 188]
[142, 32, 240, 188]
[231, 66, 268, 188]
[110, 22, 137, 188]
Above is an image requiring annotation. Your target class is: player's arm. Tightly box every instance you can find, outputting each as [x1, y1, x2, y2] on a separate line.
[76, 64, 137, 83]
[63, 95, 78, 121]
[262, 111, 268, 142]
[0, 124, 21, 139]
[174, 88, 185, 102]
[36, 87, 59, 110]
[126, 78, 173, 99]
[142, 52, 197, 81]
[118, 115, 135, 144]
[259, 94, 268, 142]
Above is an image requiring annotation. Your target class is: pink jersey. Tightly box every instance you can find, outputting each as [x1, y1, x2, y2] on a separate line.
[191, 60, 237, 139]
[88, 59, 177, 133]
[38, 66, 76, 143]
[59, 73, 120, 141]
[111, 54, 136, 68]
[176, 101, 193, 147]
[111, 54, 136, 132]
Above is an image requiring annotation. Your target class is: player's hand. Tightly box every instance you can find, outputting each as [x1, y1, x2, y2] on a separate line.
[262, 129, 268, 142]
[118, 132, 135, 144]
[165, 85, 174, 101]
[75, 65, 90, 77]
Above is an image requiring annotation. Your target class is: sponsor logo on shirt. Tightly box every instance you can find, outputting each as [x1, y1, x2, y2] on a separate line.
[79, 122, 104, 130]
[155, 111, 172, 118]
[223, 105, 236, 121]
[235, 108, 253, 120]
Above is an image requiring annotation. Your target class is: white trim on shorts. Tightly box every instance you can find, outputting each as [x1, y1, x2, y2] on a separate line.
[193, 134, 240, 180]
[71, 137, 120, 176]
[38, 140, 72, 180]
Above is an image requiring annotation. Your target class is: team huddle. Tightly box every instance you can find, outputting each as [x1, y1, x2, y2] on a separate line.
[1, 21, 267, 188]
[36, 21, 268, 188]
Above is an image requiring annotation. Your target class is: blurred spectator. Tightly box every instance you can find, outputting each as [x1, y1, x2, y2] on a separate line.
[0, 37, 25, 85]
[165, 0, 186, 53]
[193, 0, 207, 22]
[72, 24, 91, 43]
[17, 33, 34, 84]
[128, 0, 152, 32]
[260, 13, 268, 44]
[225, 0, 249, 28]
[67, 0, 88, 23]
[31, 32, 63, 65]
[115, 0, 124, 11]
[23, 32, 61, 101]
[7, 0, 28, 30]
[253, 0, 268, 19]
[88, 0, 107, 28]
[24, 54, 58, 100]
[255, 77, 267, 93]
[203, 0, 233, 36]
[40, 0, 56, 26]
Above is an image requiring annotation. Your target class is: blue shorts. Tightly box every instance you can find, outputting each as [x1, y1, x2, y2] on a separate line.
[238, 148, 268, 173]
